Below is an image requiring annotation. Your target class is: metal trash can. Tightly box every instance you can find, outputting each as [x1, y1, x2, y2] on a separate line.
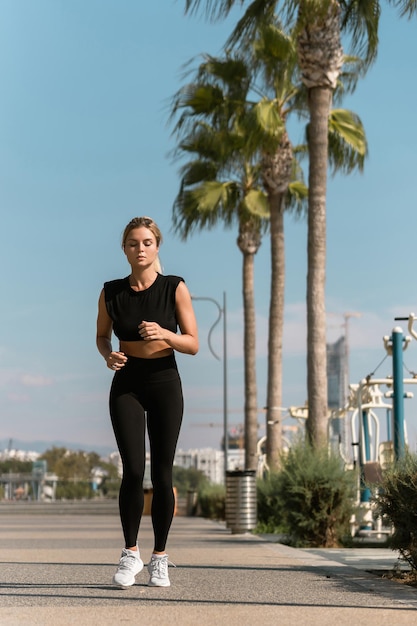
[186, 490, 198, 516]
[225, 470, 257, 534]
[143, 488, 153, 515]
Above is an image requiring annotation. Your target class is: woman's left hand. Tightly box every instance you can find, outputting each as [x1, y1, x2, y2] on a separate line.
[138, 321, 165, 341]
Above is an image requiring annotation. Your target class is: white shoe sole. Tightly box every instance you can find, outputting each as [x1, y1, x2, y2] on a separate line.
[148, 579, 170, 587]
[113, 578, 134, 588]
[113, 561, 144, 588]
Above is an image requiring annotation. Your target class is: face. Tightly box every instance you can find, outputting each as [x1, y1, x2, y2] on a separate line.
[123, 227, 159, 270]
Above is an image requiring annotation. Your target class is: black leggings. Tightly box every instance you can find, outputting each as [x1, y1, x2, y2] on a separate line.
[109, 354, 183, 552]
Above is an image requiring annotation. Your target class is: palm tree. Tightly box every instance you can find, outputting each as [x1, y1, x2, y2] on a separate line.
[251, 18, 367, 466]
[170, 57, 272, 470]
[171, 19, 368, 470]
[183, 0, 415, 448]
[171, 33, 313, 471]
[295, 1, 344, 447]
[252, 21, 303, 470]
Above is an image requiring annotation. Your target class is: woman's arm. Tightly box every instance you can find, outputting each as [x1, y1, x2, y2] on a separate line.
[138, 281, 199, 355]
[96, 289, 127, 370]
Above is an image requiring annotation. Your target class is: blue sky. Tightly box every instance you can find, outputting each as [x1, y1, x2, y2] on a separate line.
[1, 0, 417, 457]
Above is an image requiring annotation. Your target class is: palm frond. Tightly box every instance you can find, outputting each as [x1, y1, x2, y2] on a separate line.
[253, 19, 295, 63]
[391, 0, 417, 18]
[174, 2, 377, 239]
[192, 180, 239, 214]
[174, 83, 225, 118]
[340, 0, 380, 67]
[252, 20, 300, 102]
[293, 144, 308, 158]
[227, 0, 290, 49]
[173, 179, 240, 239]
[252, 98, 284, 135]
[285, 180, 308, 217]
[176, 122, 233, 163]
[198, 55, 250, 88]
[243, 188, 270, 218]
[178, 159, 220, 186]
[327, 108, 368, 174]
[329, 109, 367, 154]
[184, 0, 238, 21]
[280, 153, 308, 218]
[334, 54, 367, 100]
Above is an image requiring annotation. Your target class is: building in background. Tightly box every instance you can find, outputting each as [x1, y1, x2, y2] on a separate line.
[0, 444, 240, 492]
[327, 335, 347, 411]
[174, 448, 244, 484]
[327, 335, 347, 451]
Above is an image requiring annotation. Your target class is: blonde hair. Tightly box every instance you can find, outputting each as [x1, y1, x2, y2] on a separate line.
[122, 216, 163, 273]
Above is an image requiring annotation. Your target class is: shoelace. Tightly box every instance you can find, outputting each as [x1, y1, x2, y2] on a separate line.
[150, 557, 175, 577]
[119, 553, 138, 571]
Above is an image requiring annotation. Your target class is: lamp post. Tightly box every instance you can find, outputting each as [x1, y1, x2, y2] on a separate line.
[192, 292, 228, 482]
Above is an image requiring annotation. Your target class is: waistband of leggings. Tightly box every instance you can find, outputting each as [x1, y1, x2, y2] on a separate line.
[123, 353, 177, 370]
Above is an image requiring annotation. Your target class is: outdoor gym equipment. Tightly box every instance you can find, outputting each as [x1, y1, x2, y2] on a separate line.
[348, 314, 417, 536]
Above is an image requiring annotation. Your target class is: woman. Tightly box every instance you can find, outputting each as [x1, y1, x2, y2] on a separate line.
[96, 216, 198, 588]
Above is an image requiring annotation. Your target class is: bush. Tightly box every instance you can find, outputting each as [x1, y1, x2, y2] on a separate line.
[257, 442, 357, 547]
[374, 454, 417, 572]
[55, 481, 94, 500]
[257, 471, 287, 534]
[99, 478, 121, 499]
[0, 460, 32, 474]
[198, 483, 226, 520]
[173, 466, 209, 497]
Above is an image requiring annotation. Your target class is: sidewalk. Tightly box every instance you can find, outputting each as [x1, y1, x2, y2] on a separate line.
[1, 506, 417, 625]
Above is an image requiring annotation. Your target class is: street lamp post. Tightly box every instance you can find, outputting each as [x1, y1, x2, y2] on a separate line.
[192, 292, 228, 482]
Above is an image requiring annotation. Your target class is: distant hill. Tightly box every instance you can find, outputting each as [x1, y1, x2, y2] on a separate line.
[0, 438, 116, 458]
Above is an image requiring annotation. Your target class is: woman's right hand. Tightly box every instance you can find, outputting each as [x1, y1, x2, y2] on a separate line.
[106, 351, 127, 371]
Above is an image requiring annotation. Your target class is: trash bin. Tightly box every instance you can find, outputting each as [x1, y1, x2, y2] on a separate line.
[225, 470, 257, 534]
[143, 488, 153, 515]
[186, 490, 198, 516]
[143, 487, 178, 516]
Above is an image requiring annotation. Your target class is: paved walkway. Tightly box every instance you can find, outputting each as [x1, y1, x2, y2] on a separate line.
[1, 505, 417, 625]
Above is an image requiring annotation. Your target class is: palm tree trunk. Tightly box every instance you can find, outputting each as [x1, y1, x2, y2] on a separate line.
[266, 192, 285, 471]
[306, 85, 331, 448]
[242, 250, 258, 471]
[262, 130, 293, 471]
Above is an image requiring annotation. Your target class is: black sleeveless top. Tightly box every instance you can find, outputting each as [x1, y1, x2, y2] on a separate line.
[103, 273, 184, 341]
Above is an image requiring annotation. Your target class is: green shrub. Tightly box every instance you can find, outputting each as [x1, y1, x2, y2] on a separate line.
[374, 453, 417, 572]
[257, 442, 357, 547]
[100, 478, 121, 499]
[173, 466, 209, 497]
[55, 481, 94, 500]
[0, 460, 32, 473]
[257, 471, 287, 534]
[198, 483, 226, 520]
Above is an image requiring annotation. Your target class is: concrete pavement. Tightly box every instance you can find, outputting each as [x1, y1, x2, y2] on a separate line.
[0, 504, 417, 625]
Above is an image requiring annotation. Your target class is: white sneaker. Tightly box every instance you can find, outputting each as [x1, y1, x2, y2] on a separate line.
[147, 554, 174, 587]
[113, 547, 144, 588]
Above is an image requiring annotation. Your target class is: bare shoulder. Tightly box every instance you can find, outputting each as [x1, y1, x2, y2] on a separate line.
[175, 279, 192, 301]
